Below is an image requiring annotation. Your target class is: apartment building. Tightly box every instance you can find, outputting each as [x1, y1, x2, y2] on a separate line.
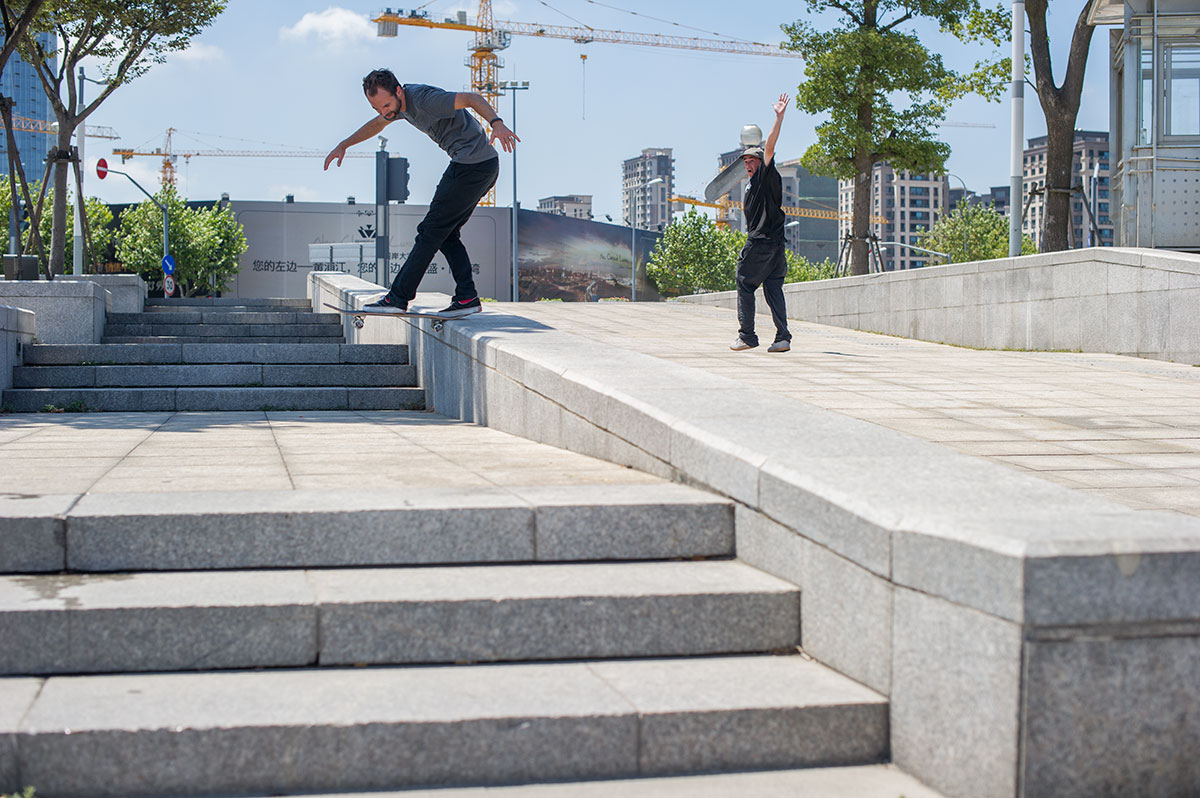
[838, 164, 950, 270]
[622, 148, 674, 230]
[537, 195, 593, 220]
[1021, 131, 1113, 248]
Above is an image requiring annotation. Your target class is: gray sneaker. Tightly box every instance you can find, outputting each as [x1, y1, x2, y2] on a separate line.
[730, 338, 757, 351]
[768, 340, 791, 353]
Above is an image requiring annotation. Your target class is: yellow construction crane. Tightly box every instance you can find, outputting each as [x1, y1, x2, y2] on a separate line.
[374, 3, 803, 204]
[671, 195, 888, 227]
[112, 127, 373, 187]
[9, 114, 120, 140]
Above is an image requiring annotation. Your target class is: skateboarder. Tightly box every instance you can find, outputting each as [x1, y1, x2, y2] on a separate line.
[730, 93, 791, 353]
[324, 68, 519, 317]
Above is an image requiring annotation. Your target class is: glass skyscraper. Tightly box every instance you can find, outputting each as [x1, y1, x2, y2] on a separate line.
[1, 31, 58, 186]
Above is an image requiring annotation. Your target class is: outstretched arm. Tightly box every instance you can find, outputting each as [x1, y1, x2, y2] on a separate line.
[324, 116, 390, 170]
[455, 92, 521, 153]
[764, 93, 789, 166]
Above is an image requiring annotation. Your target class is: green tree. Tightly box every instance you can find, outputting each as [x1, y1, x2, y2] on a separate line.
[14, 0, 227, 278]
[786, 252, 837, 282]
[0, 174, 112, 269]
[647, 210, 742, 296]
[783, 1, 1010, 276]
[115, 187, 246, 296]
[918, 200, 1037, 264]
[1026, 1, 1096, 252]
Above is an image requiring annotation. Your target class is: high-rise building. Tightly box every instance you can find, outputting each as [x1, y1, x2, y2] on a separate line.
[838, 164, 950, 270]
[977, 185, 1011, 217]
[1, 31, 57, 185]
[622, 148, 674, 231]
[1021, 131, 1113, 249]
[537, 195, 593, 220]
[716, 150, 838, 263]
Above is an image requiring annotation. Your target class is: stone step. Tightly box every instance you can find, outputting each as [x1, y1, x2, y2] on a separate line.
[145, 297, 313, 308]
[6, 656, 888, 798]
[101, 335, 348, 344]
[103, 322, 344, 338]
[12, 363, 417, 388]
[0, 561, 799, 675]
[291, 765, 948, 798]
[0, 386, 424, 413]
[108, 311, 340, 325]
[7, 485, 733, 572]
[24, 342, 408, 365]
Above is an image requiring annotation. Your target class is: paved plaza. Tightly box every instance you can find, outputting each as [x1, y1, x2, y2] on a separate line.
[509, 301, 1200, 517]
[4, 299, 1198, 518]
[0, 410, 662, 496]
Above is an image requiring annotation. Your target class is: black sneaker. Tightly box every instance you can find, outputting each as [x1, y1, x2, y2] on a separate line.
[438, 296, 483, 318]
[361, 294, 407, 313]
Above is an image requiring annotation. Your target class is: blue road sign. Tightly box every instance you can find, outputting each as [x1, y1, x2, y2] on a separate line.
[162, 254, 175, 275]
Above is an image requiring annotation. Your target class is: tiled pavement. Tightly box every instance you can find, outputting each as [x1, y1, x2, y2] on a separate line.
[0, 411, 662, 496]
[504, 301, 1200, 517]
[5, 299, 1198, 518]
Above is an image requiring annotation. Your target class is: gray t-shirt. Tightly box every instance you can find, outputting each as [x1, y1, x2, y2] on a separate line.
[395, 84, 498, 164]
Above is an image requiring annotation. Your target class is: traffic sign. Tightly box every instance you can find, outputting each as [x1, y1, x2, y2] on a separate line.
[161, 254, 175, 275]
[163, 274, 176, 297]
[96, 158, 108, 179]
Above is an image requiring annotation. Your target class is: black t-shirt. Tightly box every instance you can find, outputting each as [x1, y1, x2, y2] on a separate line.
[743, 158, 784, 241]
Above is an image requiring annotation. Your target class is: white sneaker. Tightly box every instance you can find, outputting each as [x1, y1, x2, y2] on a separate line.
[768, 340, 791, 353]
[730, 338, 757, 351]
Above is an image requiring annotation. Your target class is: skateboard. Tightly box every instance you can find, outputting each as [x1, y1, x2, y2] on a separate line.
[323, 302, 468, 332]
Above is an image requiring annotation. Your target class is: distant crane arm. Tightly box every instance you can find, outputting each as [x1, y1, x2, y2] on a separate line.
[373, 10, 804, 58]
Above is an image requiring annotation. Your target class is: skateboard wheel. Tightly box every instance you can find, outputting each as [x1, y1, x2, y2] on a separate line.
[432, 320, 445, 333]
[352, 316, 364, 329]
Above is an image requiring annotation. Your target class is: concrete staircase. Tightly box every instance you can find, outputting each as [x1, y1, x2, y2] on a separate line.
[2, 297, 423, 412]
[0, 295, 894, 797]
[1, 485, 889, 797]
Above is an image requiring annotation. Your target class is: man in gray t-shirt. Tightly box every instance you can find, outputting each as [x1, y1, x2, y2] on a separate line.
[325, 68, 519, 317]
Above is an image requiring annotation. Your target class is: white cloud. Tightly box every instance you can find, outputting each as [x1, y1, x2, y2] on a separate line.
[173, 42, 225, 63]
[279, 7, 374, 50]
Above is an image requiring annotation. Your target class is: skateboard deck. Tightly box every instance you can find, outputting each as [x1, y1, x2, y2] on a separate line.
[323, 302, 469, 331]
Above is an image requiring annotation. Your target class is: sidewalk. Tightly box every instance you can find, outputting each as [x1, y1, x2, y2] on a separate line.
[0, 410, 662, 496]
[502, 301, 1200, 517]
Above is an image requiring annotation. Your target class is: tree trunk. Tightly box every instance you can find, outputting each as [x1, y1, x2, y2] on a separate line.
[1040, 108, 1076, 252]
[850, 154, 875, 275]
[1027, 0, 1095, 252]
[48, 128, 72, 278]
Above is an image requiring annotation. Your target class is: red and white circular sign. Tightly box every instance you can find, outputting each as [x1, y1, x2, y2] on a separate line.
[163, 274, 176, 297]
[96, 158, 108, 179]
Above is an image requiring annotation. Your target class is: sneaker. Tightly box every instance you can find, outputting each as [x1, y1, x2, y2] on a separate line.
[361, 294, 407, 313]
[730, 337, 758, 351]
[768, 340, 791, 353]
[438, 296, 483, 318]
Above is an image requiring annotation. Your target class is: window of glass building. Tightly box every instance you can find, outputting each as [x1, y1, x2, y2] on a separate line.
[1165, 43, 1200, 137]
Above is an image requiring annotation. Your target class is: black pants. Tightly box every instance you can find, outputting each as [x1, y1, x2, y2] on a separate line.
[388, 156, 499, 303]
[736, 238, 790, 345]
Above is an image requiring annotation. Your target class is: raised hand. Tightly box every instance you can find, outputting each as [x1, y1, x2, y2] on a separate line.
[773, 93, 790, 117]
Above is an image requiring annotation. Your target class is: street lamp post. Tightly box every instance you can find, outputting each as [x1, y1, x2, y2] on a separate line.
[631, 176, 663, 302]
[946, 173, 970, 261]
[497, 80, 530, 302]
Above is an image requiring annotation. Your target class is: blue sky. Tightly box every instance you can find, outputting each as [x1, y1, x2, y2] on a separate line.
[75, 1, 1112, 220]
